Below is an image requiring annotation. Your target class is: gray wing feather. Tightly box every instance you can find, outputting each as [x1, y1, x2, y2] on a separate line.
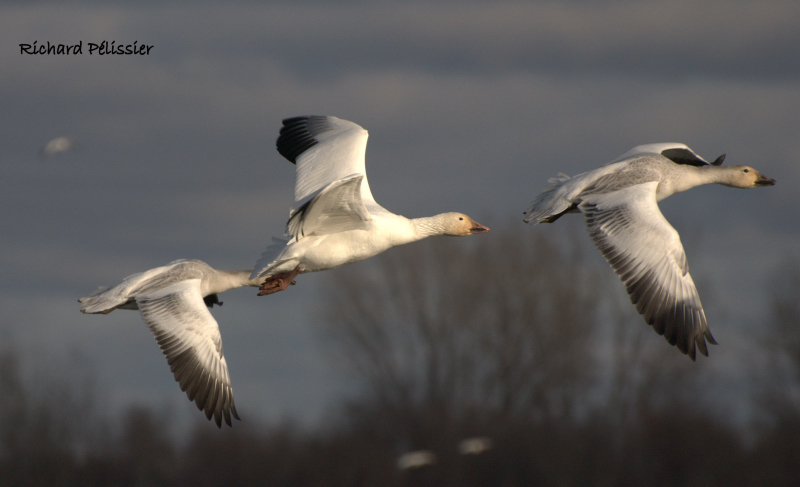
[137, 279, 239, 426]
[579, 182, 715, 359]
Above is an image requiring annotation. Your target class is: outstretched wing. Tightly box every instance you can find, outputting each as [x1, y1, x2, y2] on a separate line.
[136, 279, 239, 426]
[276, 116, 380, 210]
[286, 174, 371, 239]
[661, 147, 725, 167]
[611, 143, 724, 167]
[579, 181, 716, 359]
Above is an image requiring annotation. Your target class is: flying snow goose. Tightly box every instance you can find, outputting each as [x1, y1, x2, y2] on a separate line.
[458, 437, 494, 455]
[78, 259, 266, 426]
[397, 450, 437, 470]
[251, 116, 489, 295]
[39, 136, 77, 158]
[523, 143, 775, 359]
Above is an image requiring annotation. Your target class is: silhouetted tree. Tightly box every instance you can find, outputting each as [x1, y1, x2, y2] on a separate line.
[324, 226, 601, 436]
[320, 225, 755, 486]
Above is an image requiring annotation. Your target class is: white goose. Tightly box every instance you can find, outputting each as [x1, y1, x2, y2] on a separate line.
[40, 136, 77, 158]
[251, 116, 490, 295]
[78, 259, 266, 426]
[523, 143, 775, 359]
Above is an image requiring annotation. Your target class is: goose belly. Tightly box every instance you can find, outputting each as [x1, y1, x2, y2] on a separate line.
[298, 231, 393, 272]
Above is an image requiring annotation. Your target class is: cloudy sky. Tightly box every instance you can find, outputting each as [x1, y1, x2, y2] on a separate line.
[2, 1, 798, 428]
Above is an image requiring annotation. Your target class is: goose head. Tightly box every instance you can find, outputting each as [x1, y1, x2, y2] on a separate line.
[441, 213, 490, 236]
[720, 166, 776, 188]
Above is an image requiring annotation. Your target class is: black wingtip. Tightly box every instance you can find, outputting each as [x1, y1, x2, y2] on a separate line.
[661, 148, 709, 167]
[712, 154, 726, 166]
[275, 116, 333, 164]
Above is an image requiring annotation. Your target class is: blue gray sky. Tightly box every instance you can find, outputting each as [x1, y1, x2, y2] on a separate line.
[2, 1, 799, 428]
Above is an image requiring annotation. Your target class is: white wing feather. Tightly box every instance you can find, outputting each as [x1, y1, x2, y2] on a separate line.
[292, 116, 376, 206]
[578, 182, 713, 359]
[136, 279, 237, 425]
[287, 174, 371, 239]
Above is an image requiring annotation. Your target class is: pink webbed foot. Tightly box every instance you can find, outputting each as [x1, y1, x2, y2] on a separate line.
[257, 267, 301, 296]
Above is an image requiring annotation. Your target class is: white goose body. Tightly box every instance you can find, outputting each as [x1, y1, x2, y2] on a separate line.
[78, 259, 265, 427]
[252, 116, 489, 295]
[523, 143, 775, 359]
[261, 212, 464, 275]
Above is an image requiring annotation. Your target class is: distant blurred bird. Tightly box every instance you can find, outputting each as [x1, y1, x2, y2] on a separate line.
[78, 259, 266, 427]
[39, 136, 77, 158]
[523, 143, 776, 360]
[251, 116, 489, 296]
[397, 450, 437, 470]
[458, 436, 493, 455]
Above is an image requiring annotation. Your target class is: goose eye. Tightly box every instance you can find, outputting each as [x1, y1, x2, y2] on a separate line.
[743, 168, 750, 173]
[459, 217, 464, 220]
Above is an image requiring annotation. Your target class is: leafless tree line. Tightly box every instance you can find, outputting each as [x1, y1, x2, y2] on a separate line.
[326, 226, 595, 422]
[321, 224, 800, 485]
[1, 225, 800, 486]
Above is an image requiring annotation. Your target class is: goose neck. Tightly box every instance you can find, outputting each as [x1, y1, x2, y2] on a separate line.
[411, 215, 448, 239]
[212, 269, 265, 292]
